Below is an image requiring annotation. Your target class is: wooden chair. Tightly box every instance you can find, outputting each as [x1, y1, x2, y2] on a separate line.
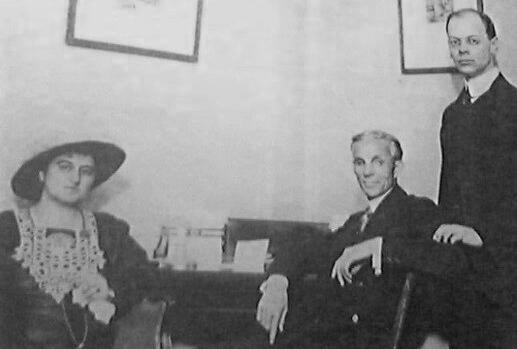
[114, 299, 198, 349]
[113, 299, 166, 349]
[113, 299, 170, 349]
[391, 272, 416, 349]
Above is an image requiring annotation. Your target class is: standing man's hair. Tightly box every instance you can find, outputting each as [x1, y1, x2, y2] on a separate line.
[446, 9, 497, 39]
[351, 130, 403, 162]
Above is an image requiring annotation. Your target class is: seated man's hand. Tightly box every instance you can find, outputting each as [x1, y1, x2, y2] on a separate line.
[433, 224, 483, 247]
[331, 237, 383, 286]
[256, 274, 289, 345]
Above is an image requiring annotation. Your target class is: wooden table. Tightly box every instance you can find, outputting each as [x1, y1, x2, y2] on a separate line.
[159, 268, 269, 347]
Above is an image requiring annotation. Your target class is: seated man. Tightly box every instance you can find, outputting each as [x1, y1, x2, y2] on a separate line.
[257, 130, 485, 348]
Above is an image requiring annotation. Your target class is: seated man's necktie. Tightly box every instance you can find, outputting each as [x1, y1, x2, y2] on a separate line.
[359, 208, 373, 233]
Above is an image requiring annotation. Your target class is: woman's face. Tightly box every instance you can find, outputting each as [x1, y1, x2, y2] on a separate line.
[39, 153, 96, 206]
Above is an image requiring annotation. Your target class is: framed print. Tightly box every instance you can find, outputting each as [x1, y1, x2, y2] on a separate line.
[66, 0, 203, 63]
[398, 0, 483, 74]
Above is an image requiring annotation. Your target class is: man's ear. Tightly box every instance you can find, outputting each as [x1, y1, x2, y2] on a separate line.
[393, 160, 403, 179]
[490, 36, 499, 57]
[38, 171, 45, 183]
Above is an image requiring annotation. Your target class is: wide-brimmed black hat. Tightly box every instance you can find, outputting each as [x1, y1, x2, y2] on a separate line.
[11, 140, 126, 201]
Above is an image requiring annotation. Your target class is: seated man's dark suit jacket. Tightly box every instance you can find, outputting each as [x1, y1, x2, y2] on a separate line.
[267, 184, 486, 349]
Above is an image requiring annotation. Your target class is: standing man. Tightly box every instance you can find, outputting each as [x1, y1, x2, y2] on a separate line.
[435, 8, 517, 347]
[257, 130, 469, 348]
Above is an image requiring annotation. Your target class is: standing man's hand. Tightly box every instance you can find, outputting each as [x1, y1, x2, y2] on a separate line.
[433, 224, 483, 247]
[256, 274, 289, 345]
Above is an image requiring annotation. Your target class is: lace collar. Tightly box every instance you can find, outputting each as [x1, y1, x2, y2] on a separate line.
[12, 207, 106, 303]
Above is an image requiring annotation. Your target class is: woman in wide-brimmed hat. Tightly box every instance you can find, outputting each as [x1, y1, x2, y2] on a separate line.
[0, 140, 167, 348]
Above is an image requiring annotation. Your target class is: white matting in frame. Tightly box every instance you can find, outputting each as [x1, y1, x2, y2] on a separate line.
[66, 0, 203, 62]
[398, 0, 483, 74]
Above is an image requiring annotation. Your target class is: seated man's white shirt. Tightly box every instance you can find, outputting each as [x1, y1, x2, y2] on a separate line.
[367, 187, 392, 214]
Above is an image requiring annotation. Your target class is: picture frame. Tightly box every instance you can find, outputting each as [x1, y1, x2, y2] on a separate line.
[398, 0, 483, 74]
[66, 0, 203, 63]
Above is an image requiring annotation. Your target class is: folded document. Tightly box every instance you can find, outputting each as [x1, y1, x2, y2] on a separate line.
[232, 239, 270, 273]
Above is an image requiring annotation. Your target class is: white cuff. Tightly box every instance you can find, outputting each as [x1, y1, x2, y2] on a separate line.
[260, 274, 289, 293]
[371, 237, 383, 276]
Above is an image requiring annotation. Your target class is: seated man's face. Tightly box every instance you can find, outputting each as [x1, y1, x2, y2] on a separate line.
[351, 138, 399, 200]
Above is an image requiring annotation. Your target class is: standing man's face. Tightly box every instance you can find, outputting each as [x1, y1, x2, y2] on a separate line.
[447, 13, 497, 79]
[352, 138, 400, 200]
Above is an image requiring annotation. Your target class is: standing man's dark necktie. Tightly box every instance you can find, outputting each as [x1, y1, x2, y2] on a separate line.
[463, 87, 472, 105]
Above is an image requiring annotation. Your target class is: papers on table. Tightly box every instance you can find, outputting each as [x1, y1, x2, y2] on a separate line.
[155, 226, 270, 273]
[232, 239, 270, 273]
[185, 234, 223, 271]
[160, 228, 224, 271]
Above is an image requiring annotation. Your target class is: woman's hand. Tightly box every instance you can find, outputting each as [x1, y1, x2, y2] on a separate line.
[72, 273, 114, 306]
[72, 273, 116, 324]
[88, 300, 116, 324]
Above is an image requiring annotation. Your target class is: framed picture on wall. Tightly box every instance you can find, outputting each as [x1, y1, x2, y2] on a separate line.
[398, 0, 483, 74]
[66, 0, 203, 62]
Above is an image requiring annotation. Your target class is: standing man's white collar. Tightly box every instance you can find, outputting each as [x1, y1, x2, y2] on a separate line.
[465, 66, 500, 102]
[367, 187, 393, 213]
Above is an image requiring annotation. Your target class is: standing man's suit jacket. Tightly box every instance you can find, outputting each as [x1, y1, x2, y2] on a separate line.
[440, 74, 517, 311]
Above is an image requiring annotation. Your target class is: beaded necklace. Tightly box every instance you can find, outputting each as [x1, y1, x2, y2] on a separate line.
[13, 207, 106, 303]
[12, 207, 107, 347]
[61, 300, 88, 349]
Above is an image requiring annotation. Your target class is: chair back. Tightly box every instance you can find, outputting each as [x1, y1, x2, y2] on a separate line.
[391, 272, 416, 349]
[113, 299, 166, 349]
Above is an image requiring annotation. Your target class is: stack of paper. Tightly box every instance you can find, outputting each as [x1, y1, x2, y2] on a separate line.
[186, 235, 223, 271]
[232, 239, 270, 273]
